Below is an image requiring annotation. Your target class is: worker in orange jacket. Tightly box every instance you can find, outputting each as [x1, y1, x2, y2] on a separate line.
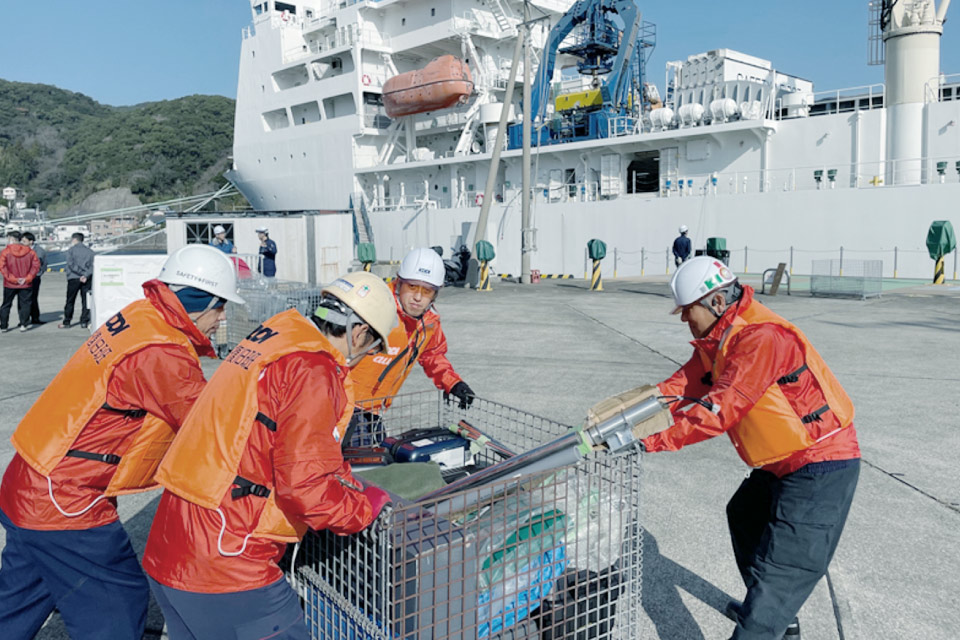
[142, 270, 396, 640]
[348, 247, 473, 444]
[640, 257, 860, 640]
[0, 245, 244, 639]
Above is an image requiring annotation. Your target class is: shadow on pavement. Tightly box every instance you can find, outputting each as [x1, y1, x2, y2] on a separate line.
[642, 529, 736, 640]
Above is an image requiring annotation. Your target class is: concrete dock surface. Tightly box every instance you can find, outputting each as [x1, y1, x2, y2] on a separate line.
[1, 272, 958, 639]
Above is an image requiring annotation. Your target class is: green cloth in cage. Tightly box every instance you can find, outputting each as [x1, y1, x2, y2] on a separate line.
[357, 242, 377, 264]
[355, 462, 447, 501]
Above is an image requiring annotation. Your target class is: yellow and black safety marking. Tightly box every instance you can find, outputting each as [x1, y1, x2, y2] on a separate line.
[477, 261, 492, 291]
[590, 259, 603, 291]
[362, 263, 372, 272]
[497, 273, 573, 279]
[934, 256, 945, 284]
[45, 267, 66, 273]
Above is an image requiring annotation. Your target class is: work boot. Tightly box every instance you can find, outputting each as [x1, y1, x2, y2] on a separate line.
[723, 601, 800, 639]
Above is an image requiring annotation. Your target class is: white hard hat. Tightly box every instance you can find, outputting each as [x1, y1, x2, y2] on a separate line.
[319, 271, 399, 353]
[397, 247, 445, 288]
[158, 245, 245, 304]
[255, 226, 268, 233]
[679, 225, 689, 234]
[213, 225, 226, 235]
[669, 256, 737, 314]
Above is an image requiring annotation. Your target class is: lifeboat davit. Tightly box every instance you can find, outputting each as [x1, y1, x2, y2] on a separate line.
[383, 55, 474, 118]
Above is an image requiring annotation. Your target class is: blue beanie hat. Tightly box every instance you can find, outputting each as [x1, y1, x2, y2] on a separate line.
[173, 286, 226, 313]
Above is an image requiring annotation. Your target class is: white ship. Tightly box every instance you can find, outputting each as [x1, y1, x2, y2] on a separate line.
[226, 0, 960, 280]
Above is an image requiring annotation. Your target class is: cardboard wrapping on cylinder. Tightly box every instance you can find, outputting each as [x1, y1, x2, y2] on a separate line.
[383, 55, 474, 118]
[586, 384, 672, 443]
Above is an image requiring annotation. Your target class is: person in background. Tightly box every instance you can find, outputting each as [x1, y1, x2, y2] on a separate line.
[208, 225, 236, 254]
[0, 245, 244, 639]
[673, 224, 692, 267]
[0, 230, 40, 334]
[256, 226, 277, 278]
[59, 233, 96, 329]
[21, 232, 46, 326]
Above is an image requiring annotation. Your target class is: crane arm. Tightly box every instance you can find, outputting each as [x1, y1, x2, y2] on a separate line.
[530, 0, 591, 122]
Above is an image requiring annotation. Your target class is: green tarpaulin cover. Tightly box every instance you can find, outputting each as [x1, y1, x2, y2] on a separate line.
[926, 221, 956, 260]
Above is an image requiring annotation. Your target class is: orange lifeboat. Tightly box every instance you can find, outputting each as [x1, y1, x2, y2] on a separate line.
[383, 55, 474, 118]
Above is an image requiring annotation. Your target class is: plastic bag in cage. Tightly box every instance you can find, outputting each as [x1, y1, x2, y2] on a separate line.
[535, 468, 626, 573]
[458, 492, 569, 638]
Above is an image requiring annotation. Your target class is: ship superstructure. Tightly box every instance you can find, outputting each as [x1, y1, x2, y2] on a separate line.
[228, 0, 960, 279]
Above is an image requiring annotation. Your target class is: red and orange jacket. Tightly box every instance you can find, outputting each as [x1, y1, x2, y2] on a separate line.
[143, 310, 375, 593]
[643, 286, 860, 477]
[0, 244, 41, 289]
[0, 280, 212, 530]
[350, 281, 461, 411]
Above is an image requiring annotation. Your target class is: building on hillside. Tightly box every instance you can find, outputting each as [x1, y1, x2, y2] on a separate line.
[55, 224, 91, 242]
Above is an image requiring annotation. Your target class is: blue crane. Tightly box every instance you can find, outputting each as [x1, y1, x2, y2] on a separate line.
[508, 0, 653, 148]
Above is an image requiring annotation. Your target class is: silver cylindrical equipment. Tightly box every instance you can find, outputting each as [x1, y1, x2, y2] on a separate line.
[583, 395, 665, 452]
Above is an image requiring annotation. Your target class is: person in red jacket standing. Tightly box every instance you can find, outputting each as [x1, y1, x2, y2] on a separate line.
[348, 247, 474, 444]
[640, 257, 860, 640]
[0, 244, 244, 639]
[0, 230, 41, 333]
[142, 270, 396, 640]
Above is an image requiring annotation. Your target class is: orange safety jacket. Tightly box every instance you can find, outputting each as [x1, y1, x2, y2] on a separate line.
[697, 299, 855, 467]
[11, 298, 199, 496]
[154, 309, 355, 543]
[350, 282, 461, 412]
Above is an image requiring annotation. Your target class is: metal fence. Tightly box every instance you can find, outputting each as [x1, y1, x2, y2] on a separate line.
[810, 259, 883, 299]
[293, 390, 644, 640]
[223, 278, 326, 349]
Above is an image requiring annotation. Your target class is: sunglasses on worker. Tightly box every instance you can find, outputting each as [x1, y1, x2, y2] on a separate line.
[399, 280, 439, 296]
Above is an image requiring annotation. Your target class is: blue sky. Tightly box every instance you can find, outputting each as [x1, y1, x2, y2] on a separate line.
[2, 0, 959, 106]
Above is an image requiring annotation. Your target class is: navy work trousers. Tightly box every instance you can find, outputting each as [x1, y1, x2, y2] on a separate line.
[726, 459, 860, 640]
[0, 508, 149, 639]
[148, 576, 311, 640]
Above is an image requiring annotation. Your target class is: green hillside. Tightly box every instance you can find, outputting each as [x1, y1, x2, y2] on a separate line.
[0, 79, 236, 212]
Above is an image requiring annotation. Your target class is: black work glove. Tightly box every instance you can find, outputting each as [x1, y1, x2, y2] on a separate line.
[444, 381, 475, 410]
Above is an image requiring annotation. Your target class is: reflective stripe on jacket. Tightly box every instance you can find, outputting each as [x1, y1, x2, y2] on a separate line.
[350, 282, 461, 411]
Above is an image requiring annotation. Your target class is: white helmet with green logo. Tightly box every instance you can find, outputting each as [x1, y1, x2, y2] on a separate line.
[669, 256, 737, 314]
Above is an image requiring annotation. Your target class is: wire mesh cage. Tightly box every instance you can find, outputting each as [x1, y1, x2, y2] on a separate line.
[293, 390, 644, 640]
[223, 280, 327, 349]
[810, 259, 882, 299]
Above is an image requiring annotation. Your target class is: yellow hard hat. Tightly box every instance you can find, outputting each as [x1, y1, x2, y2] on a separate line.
[318, 271, 398, 353]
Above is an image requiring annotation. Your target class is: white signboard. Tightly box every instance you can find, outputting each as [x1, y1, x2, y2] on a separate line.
[91, 254, 168, 330]
[2, 187, 15, 200]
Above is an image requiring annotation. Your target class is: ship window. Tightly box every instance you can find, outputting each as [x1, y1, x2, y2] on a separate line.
[305, 9, 313, 18]
[262, 108, 291, 131]
[275, 2, 296, 14]
[272, 64, 310, 91]
[565, 169, 576, 198]
[626, 151, 659, 194]
[323, 93, 357, 118]
[186, 223, 234, 246]
[254, 4, 264, 15]
[292, 101, 321, 125]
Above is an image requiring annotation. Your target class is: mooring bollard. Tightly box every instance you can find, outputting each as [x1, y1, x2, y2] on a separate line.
[476, 240, 495, 292]
[587, 239, 606, 292]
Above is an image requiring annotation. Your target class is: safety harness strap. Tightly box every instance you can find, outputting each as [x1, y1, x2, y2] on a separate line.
[256, 412, 277, 432]
[801, 404, 830, 424]
[101, 402, 148, 419]
[65, 449, 122, 465]
[777, 363, 809, 385]
[231, 475, 271, 499]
